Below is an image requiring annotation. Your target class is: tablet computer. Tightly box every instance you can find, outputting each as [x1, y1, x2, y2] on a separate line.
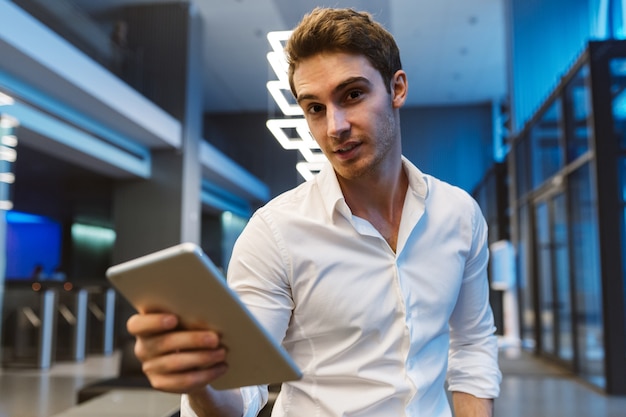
[106, 242, 302, 390]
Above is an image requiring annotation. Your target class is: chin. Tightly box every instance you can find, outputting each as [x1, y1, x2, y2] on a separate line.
[336, 165, 372, 181]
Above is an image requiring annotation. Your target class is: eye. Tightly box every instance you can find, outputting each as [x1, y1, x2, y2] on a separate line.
[307, 103, 325, 115]
[346, 90, 363, 102]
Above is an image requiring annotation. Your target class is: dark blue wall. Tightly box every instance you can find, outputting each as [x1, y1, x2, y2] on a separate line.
[401, 103, 494, 193]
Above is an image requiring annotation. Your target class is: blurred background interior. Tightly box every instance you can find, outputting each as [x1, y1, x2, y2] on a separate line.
[1, 0, 626, 416]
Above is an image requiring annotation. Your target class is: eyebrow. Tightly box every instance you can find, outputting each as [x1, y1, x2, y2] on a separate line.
[296, 76, 372, 104]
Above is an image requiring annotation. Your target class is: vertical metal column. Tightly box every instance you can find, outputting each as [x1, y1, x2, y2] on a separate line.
[102, 288, 115, 355]
[589, 41, 626, 395]
[74, 288, 88, 361]
[38, 289, 57, 369]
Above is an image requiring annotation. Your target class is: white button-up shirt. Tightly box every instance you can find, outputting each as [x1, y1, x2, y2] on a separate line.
[182, 157, 501, 416]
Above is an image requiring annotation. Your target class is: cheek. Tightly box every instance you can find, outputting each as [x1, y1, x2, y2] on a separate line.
[372, 109, 396, 142]
[313, 137, 332, 157]
[307, 123, 328, 147]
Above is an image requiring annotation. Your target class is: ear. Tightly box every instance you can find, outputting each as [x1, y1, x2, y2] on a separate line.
[391, 70, 408, 109]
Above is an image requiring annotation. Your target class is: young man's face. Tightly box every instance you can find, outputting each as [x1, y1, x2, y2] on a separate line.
[293, 52, 407, 182]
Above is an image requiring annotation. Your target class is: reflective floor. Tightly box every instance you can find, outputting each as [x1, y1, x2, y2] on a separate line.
[0, 351, 120, 417]
[0, 348, 625, 417]
[495, 348, 626, 417]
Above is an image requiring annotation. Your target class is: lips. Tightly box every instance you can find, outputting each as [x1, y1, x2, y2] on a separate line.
[335, 142, 360, 154]
[332, 141, 361, 162]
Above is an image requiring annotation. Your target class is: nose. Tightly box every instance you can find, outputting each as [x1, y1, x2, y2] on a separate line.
[326, 106, 350, 139]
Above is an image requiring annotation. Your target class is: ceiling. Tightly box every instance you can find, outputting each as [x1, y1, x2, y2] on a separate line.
[71, 0, 507, 114]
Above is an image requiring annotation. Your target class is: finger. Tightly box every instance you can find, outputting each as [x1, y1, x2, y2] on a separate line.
[147, 363, 229, 394]
[143, 348, 228, 376]
[127, 313, 178, 336]
[136, 330, 222, 360]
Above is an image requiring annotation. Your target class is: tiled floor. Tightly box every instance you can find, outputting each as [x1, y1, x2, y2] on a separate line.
[1, 348, 625, 417]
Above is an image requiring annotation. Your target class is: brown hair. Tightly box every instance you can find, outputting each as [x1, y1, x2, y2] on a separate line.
[285, 7, 402, 97]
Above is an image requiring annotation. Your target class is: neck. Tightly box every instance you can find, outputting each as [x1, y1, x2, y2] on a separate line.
[338, 160, 408, 251]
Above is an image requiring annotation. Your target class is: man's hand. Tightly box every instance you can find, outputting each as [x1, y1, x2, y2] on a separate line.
[127, 313, 229, 394]
[127, 313, 244, 416]
[452, 391, 494, 417]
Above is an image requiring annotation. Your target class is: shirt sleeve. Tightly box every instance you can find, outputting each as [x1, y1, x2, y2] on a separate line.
[180, 210, 290, 416]
[227, 209, 295, 355]
[446, 198, 502, 399]
[180, 386, 267, 417]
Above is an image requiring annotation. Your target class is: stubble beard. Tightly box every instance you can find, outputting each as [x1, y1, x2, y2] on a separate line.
[337, 111, 398, 181]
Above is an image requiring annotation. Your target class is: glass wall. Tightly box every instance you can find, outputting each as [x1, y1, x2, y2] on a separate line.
[509, 41, 626, 394]
[517, 203, 534, 349]
[514, 136, 531, 198]
[533, 190, 573, 364]
[612, 59, 626, 388]
[534, 200, 554, 354]
[472, 163, 509, 337]
[622, 156, 626, 363]
[553, 193, 572, 363]
[564, 64, 591, 162]
[531, 99, 563, 188]
[569, 162, 604, 386]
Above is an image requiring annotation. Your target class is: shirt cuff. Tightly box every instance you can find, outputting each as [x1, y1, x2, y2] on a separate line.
[179, 385, 268, 417]
[180, 394, 197, 417]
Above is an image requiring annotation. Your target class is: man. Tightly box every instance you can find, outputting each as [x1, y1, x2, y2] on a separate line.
[127, 7, 501, 417]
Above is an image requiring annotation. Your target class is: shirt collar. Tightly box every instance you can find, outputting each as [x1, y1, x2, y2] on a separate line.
[315, 156, 429, 220]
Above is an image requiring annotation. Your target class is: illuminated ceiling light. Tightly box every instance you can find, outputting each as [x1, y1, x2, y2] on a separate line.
[296, 162, 325, 181]
[298, 146, 326, 164]
[0, 173, 15, 184]
[266, 118, 317, 150]
[266, 33, 301, 116]
[0, 110, 17, 211]
[267, 80, 303, 116]
[1, 134, 17, 147]
[267, 31, 292, 58]
[266, 49, 289, 84]
[0, 91, 14, 107]
[71, 223, 117, 243]
[0, 146, 16, 162]
[0, 114, 19, 129]
[267, 30, 328, 181]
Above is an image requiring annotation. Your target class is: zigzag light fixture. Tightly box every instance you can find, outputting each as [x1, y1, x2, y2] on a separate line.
[0, 91, 18, 211]
[266, 31, 327, 181]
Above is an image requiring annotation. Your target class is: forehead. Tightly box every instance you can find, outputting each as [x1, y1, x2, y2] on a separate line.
[292, 52, 382, 98]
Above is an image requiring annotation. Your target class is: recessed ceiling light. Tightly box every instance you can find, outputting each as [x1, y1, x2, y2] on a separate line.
[0, 91, 14, 106]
